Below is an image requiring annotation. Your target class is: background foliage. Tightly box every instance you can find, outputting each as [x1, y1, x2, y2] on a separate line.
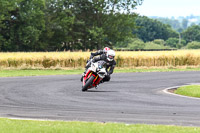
[0, 0, 143, 51]
[1, 0, 200, 52]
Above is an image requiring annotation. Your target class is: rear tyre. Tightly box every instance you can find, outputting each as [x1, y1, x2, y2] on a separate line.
[82, 75, 95, 91]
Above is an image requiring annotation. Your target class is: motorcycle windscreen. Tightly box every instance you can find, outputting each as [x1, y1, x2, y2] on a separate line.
[97, 60, 107, 69]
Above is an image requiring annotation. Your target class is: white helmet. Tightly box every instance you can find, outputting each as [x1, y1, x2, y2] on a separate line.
[103, 47, 110, 53]
[106, 50, 115, 61]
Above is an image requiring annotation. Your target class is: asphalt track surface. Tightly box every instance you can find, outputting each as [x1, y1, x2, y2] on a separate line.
[1, 71, 200, 127]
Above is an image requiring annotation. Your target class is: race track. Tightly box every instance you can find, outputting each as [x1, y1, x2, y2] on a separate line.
[1, 71, 200, 126]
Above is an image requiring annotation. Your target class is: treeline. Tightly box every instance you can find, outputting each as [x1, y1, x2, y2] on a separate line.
[152, 15, 200, 32]
[0, 0, 143, 51]
[1, 0, 200, 52]
[116, 16, 200, 50]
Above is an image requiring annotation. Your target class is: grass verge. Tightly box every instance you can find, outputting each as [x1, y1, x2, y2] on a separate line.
[0, 118, 200, 133]
[0, 69, 83, 77]
[175, 85, 200, 98]
[1, 67, 200, 77]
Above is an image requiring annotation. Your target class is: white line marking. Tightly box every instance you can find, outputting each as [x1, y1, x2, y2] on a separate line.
[163, 84, 200, 100]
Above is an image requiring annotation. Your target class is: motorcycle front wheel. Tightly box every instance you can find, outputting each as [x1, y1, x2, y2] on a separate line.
[82, 75, 95, 91]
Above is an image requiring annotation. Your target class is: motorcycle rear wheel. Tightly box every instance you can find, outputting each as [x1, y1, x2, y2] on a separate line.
[82, 75, 95, 91]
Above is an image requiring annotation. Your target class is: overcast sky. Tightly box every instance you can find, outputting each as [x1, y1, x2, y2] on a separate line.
[135, 0, 200, 18]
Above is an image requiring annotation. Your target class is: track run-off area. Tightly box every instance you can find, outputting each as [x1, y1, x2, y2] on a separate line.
[0, 71, 200, 127]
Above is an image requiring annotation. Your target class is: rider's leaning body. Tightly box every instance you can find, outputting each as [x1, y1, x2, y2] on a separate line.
[89, 47, 110, 59]
[91, 50, 116, 82]
[81, 48, 115, 83]
[92, 53, 116, 76]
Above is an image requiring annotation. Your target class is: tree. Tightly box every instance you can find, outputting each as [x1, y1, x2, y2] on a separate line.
[165, 38, 186, 48]
[0, 0, 144, 51]
[182, 19, 188, 30]
[69, 0, 144, 50]
[182, 25, 200, 43]
[0, 0, 20, 51]
[39, 0, 75, 51]
[133, 16, 179, 42]
[155, 17, 182, 31]
[0, 0, 45, 51]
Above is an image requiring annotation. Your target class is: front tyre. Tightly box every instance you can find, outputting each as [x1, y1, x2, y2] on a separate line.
[82, 75, 95, 91]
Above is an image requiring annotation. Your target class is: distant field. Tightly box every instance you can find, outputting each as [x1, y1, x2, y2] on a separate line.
[1, 50, 200, 69]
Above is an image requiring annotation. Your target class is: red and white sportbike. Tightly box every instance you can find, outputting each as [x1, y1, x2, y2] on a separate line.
[82, 61, 107, 91]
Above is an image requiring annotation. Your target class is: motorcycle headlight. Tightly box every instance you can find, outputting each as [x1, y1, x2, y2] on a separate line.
[98, 71, 106, 78]
[98, 74, 104, 78]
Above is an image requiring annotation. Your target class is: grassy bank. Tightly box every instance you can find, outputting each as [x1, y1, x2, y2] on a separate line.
[0, 118, 200, 133]
[0, 69, 83, 77]
[175, 85, 200, 98]
[1, 67, 200, 77]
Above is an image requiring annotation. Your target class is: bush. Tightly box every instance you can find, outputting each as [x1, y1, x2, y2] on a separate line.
[182, 25, 200, 43]
[144, 42, 171, 49]
[153, 39, 165, 45]
[127, 38, 145, 49]
[187, 41, 200, 49]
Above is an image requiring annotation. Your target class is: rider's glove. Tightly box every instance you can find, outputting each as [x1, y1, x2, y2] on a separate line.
[86, 59, 93, 67]
[90, 59, 94, 64]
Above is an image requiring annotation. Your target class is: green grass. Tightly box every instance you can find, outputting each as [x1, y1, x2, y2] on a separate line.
[1, 67, 200, 77]
[0, 69, 83, 77]
[0, 118, 200, 133]
[175, 85, 200, 98]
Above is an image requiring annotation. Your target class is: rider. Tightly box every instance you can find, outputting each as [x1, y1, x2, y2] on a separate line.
[92, 49, 116, 83]
[89, 47, 110, 59]
[82, 49, 116, 84]
[81, 47, 111, 81]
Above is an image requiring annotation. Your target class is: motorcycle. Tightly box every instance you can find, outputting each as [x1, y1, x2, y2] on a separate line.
[82, 60, 107, 91]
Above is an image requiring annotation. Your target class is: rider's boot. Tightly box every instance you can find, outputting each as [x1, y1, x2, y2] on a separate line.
[95, 84, 99, 89]
[95, 80, 104, 89]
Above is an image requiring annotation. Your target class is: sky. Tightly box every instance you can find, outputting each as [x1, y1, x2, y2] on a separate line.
[135, 0, 200, 18]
